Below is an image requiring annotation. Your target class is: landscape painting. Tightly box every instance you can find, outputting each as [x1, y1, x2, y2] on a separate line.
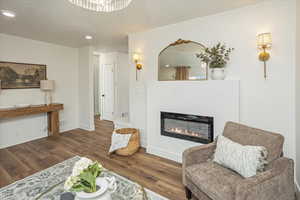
[0, 61, 47, 89]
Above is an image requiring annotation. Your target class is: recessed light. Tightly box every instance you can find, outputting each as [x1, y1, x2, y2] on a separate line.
[85, 35, 93, 40]
[1, 10, 16, 18]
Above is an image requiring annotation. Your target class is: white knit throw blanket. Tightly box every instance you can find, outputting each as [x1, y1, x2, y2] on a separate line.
[109, 131, 131, 153]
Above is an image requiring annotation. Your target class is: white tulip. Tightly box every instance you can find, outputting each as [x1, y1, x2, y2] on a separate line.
[72, 157, 93, 177]
[64, 176, 79, 191]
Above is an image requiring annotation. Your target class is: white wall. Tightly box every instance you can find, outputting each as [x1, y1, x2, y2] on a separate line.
[0, 33, 79, 148]
[116, 53, 130, 121]
[147, 81, 240, 162]
[129, 0, 296, 162]
[296, 0, 300, 187]
[78, 46, 95, 131]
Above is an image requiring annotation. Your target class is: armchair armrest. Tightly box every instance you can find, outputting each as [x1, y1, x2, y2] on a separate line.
[182, 143, 216, 185]
[236, 157, 295, 200]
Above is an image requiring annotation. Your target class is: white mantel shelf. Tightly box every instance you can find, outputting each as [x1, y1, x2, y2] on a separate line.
[146, 79, 240, 162]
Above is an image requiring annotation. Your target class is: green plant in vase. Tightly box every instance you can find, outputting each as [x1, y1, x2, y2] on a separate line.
[197, 43, 234, 80]
[64, 157, 103, 193]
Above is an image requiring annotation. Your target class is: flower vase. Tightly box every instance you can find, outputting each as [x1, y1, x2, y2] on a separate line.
[76, 177, 116, 199]
[211, 68, 226, 80]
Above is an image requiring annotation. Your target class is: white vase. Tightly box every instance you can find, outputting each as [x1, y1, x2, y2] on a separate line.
[76, 177, 116, 200]
[211, 68, 226, 80]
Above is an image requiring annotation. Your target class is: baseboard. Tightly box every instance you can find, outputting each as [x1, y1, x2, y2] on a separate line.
[0, 134, 47, 149]
[140, 139, 147, 148]
[60, 125, 79, 133]
[79, 123, 95, 131]
[147, 146, 181, 163]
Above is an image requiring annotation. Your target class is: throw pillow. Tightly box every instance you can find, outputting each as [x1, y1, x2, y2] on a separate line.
[109, 131, 131, 154]
[213, 135, 268, 178]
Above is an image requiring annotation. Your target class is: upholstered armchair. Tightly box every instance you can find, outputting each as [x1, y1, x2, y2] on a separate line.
[182, 122, 295, 200]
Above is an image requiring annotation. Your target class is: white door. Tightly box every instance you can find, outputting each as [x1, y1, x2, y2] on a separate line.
[102, 64, 114, 121]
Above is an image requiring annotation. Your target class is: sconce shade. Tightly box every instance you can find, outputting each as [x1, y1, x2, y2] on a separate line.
[257, 33, 272, 49]
[40, 80, 54, 91]
[132, 53, 141, 62]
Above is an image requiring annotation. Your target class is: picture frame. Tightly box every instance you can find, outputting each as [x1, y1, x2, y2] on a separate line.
[0, 61, 47, 89]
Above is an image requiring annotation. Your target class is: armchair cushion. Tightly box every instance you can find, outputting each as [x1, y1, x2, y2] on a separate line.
[185, 161, 243, 200]
[236, 157, 295, 200]
[182, 143, 216, 185]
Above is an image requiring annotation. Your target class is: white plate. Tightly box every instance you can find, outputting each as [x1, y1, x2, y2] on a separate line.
[76, 178, 108, 199]
[15, 104, 31, 108]
[0, 105, 16, 110]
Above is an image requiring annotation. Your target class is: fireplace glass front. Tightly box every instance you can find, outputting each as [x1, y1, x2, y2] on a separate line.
[161, 112, 214, 143]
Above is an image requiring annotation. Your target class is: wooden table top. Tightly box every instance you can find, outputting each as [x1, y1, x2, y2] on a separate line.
[0, 103, 63, 119]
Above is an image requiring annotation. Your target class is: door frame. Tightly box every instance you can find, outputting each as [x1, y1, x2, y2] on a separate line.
[100, 63, 116, 121]
[93, 53, 101, 119]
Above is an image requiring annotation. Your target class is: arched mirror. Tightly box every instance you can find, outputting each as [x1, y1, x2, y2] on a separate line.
[158, 39, 207, 81]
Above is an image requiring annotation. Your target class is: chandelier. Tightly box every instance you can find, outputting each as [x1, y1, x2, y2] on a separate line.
[68, 0, 133, 12]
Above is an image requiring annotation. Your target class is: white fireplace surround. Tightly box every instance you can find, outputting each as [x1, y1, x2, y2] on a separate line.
[146, 80, 240, 162]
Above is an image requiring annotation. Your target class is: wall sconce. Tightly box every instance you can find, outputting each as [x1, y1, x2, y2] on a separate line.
[257, 32, 272, 79]
[133, 53, 142, 81]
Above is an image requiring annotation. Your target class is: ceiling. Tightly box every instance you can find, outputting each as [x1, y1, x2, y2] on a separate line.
[0, 0, 263, 52]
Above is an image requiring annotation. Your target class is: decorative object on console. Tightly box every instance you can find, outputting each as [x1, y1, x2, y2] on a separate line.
[0, 105, 16, 110]
[40, 80, 55, 105]
[68, 0, 133, 12]
[213, 135, 268, 178]
[15, 104, 31, 108]
[158, 39, 208, 81]
[132, 53, 142, 81]
[197, 43, 234, 80]
[0, 61, 46, 89]
[257, 32, 272, 79]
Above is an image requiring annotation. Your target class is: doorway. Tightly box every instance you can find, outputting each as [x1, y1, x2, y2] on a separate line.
[101, 63, 115, 121]
[93, 53, 116, 122]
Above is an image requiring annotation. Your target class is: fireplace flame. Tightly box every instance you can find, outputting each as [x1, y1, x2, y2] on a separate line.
[165, 127, 207, 138]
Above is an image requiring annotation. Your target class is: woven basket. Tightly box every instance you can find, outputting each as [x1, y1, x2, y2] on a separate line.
[115, 128, 140, 156]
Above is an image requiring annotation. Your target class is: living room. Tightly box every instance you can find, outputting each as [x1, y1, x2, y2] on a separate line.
[0, 0, 300, 199]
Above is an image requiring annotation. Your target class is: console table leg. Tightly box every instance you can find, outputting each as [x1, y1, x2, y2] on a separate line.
[48, 111, 60, 136]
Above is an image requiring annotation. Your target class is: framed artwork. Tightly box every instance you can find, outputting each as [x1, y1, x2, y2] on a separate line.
[0, 61, 47, 89]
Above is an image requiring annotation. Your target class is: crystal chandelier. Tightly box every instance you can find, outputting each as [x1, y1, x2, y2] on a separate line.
[68, 0, 133, 12]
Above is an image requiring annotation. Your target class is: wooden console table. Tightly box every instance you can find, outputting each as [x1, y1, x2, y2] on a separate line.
[0, 103, 64, 136]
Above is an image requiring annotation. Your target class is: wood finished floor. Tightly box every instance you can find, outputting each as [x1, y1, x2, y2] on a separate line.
[0, 119, 185, 200]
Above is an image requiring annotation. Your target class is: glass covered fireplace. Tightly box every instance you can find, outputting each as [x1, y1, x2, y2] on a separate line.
[161, 112, 214, 144]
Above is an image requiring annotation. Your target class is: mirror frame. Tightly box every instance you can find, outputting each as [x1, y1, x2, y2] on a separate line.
[158, 39, 208, 81]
